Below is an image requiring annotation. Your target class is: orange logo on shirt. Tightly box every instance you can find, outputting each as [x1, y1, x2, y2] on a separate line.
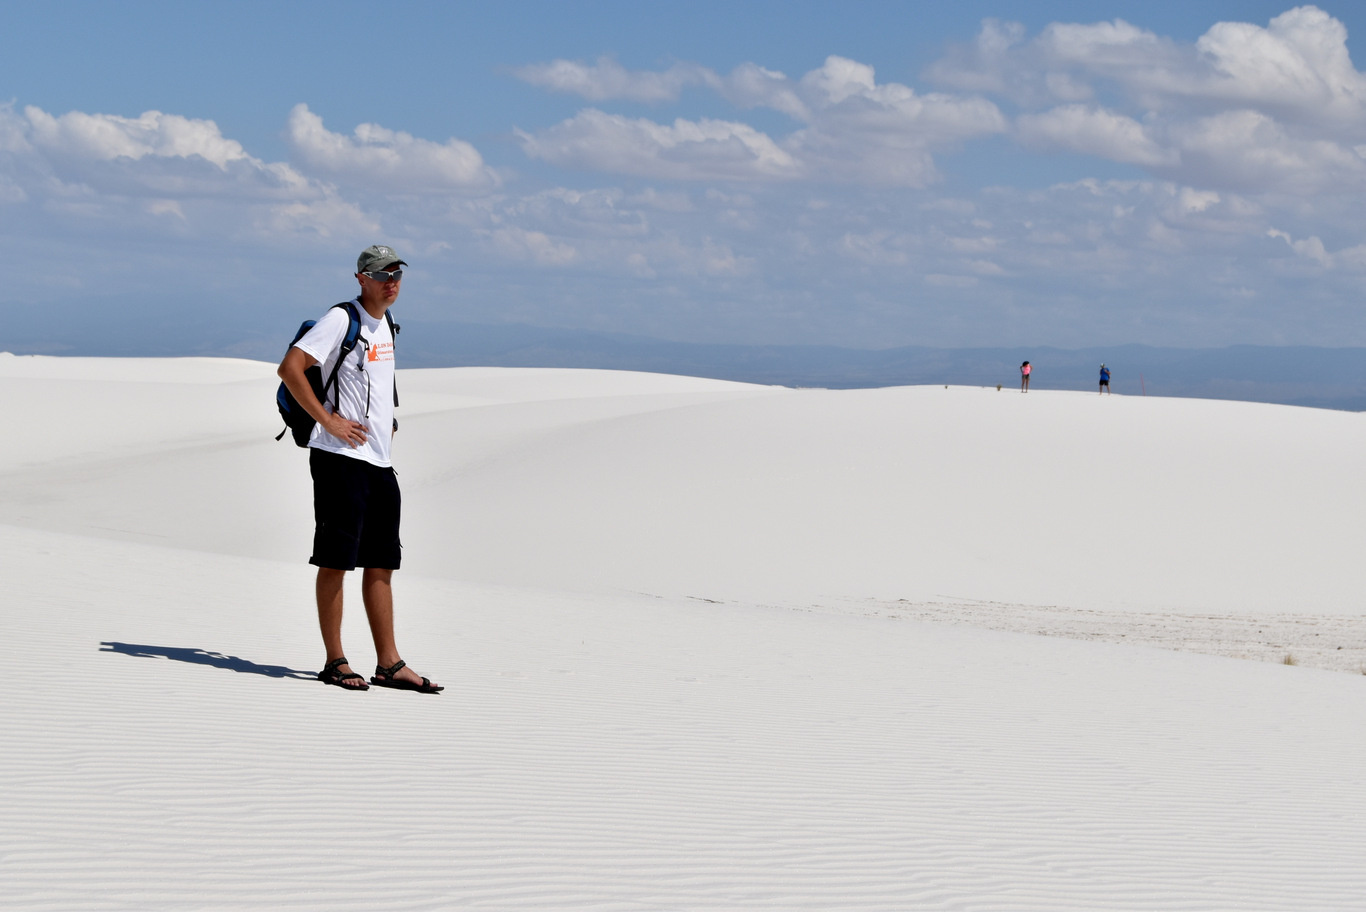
[367, 341, 394, 362]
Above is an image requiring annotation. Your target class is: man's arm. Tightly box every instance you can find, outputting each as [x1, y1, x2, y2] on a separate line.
[277, 347, 368, 447]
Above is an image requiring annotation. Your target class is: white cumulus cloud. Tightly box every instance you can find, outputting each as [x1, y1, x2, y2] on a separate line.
[928, 6, 1366, 193]
[718, 63, 811, 120]
[0, 102, 315, 201]
[1180, 6, 1366, 126]
[786, 56, 1007, 185]
[1017, 105, 1177, 167]
[485, 226, 580, 266]
[515, 55, 1005, 186]
[1168, 108, 1366, 194]
[513, 56, 718, 103]
[259, 196, 379, 240]
[23, 106, 252, 168]
[1267, 227, 1334, 266]
[928, 7, 1366, 124]
[286, 104, 499, 193]
[517, 109, 802, 182]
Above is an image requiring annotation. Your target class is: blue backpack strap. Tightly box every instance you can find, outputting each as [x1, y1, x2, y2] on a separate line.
[336, 300, 363, 357]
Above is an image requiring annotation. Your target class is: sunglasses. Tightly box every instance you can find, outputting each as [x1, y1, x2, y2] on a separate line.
[361, 269, 403, 282]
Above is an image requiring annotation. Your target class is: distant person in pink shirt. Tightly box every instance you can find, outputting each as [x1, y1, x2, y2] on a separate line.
[1020, 360, 1032, 392]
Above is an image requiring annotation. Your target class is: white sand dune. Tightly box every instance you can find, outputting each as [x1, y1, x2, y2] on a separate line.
[2, 352, 1364, 910]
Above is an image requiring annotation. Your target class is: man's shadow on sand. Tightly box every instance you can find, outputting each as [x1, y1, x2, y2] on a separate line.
[100, 642, 315, 680]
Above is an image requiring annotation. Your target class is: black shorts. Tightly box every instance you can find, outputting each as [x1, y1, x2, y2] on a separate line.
[308, 448, 402, 571]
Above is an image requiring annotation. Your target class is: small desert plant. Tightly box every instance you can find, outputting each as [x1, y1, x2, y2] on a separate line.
[996, 384, 1002, 391]
[1282, 653, 1298, 666]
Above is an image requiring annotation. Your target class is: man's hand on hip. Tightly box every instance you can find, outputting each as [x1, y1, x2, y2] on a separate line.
[323, 412, 368, 447]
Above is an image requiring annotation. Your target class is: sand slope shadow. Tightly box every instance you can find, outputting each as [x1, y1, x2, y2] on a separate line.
[100, 642, 315, 680]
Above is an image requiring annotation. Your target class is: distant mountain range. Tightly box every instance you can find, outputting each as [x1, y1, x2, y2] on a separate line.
[11, 316, 1366, 412]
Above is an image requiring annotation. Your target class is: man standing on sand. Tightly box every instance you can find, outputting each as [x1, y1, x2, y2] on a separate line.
[277, 245, 442, 694]
[1099, 363, 1111, 395]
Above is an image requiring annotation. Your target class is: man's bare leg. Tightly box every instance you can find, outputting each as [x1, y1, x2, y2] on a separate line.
[362, 567, 439, 688]
[317, 567, 365, 688]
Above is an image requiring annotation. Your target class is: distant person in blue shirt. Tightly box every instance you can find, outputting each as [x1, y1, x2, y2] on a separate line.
[1099, 363, 1111, 395]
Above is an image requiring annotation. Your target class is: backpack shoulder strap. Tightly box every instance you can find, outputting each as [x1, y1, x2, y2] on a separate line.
[321, 301, 363, 411]
[385, 310, 400, 409]
[334, 301, 363, 358]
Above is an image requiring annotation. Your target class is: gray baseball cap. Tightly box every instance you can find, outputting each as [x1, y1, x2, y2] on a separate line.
[357, 244, 408, 274]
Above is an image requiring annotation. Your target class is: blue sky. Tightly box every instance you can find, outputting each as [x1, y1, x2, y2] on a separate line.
[3, 1, 1365, 354]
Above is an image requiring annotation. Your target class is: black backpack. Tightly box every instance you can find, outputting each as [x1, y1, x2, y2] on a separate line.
[275, 301, 399, 447]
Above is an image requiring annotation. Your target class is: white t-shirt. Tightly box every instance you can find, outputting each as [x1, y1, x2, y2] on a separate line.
[293, 299, 396, 467]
